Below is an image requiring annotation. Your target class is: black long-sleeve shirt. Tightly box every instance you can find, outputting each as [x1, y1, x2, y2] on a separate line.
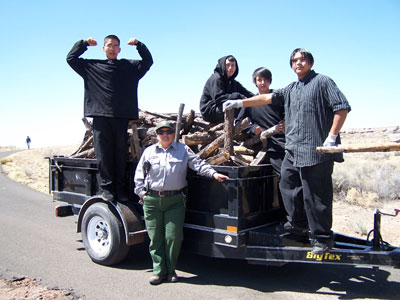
[67, 40, 153, 119]
[200, 56, 253, 123]
[235, 90, 285, 153]
[272, 70, 351, 167]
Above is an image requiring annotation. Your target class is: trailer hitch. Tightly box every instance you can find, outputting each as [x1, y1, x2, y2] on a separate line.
[369, 209, 400, 249]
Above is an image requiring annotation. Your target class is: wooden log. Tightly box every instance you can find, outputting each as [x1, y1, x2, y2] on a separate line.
[237, 154, 253, 164]
[224, 109, 235, 156]
[260, 125, 282, 148]
[70, 147, 95, 159]
[82, 117, 93, 131]
[231, 155, 249, 166]
[71, 118, 93, 156]
[198, 117, 250, 159]
[205, 152, 230, 165]
[209, 123, 224, 133]
[317, 142, 400, 153]
[175, 103, 185, 142]
[130, 123, 141, 160]
[234, 146, 254, 156]
[142, 110, 176, 120]
[183, 109, 195, 134]
[183, 132, 216, 146]
[250, 150, 268, 165]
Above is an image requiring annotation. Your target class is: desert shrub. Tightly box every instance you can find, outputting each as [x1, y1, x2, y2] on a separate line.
[333, 152, 400, 206]
[0, 157, 13, 165]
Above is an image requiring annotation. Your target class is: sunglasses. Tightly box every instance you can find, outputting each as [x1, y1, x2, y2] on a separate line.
[156, 129, 174, 135]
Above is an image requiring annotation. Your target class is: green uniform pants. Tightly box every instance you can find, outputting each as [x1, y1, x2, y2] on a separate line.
[143, 193, 185, 276]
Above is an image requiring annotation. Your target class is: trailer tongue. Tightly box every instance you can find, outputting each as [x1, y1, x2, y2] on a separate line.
[49, 157, 400, 269]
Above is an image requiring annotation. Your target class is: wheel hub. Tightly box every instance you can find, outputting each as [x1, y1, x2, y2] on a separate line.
[87, 216, 111, 255]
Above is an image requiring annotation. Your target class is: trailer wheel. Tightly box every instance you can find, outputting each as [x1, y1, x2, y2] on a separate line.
[81, 202, 129, 266]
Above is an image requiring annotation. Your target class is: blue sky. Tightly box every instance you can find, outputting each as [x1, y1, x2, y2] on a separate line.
[1, 0, 399, 148]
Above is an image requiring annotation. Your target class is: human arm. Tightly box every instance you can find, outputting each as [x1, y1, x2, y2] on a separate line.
[134, 150, 150, 199]
[323, 109, 348, 146]
[322, 76, 351, 146]
[223, 93, 273, 111]
[128, 38, 153, 78]
[66, 37, 97, 76]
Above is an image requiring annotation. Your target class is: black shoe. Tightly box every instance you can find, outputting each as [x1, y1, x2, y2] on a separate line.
[311, 239, 334, 254]
[283, 221, 309, 236]
[101, 190, 114, 202]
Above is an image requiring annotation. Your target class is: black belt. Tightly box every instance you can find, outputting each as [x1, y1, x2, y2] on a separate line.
[147, 189, 183, 197]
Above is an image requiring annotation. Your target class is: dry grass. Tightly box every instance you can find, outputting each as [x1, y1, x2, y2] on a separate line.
[0, 145, 79, 194]
[333, 152, 400, 206]
[332, 128, 400, 246]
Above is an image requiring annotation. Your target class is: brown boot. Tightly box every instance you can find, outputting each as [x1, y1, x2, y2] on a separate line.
[149, 275, 165, 285]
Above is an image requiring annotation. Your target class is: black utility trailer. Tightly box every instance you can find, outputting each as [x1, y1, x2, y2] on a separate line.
[48, 156, 400, 268]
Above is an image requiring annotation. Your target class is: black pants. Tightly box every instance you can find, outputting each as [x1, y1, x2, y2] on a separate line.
[93, 117, 129, 196]
[279, 155, 334, 242]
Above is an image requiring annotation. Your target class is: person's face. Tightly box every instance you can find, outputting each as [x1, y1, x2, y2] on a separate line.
[225, 59, 237, 78]
[291, 52, 313, 79]
[255, 76, 271, 94]
[103, 38, 121, 60]
[156, 127, 175, 148]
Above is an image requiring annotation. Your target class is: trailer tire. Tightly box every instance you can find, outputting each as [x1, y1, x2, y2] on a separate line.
[81, 202, 129, 266]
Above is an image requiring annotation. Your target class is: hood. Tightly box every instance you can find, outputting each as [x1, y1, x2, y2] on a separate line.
[214, 55, 239, 80]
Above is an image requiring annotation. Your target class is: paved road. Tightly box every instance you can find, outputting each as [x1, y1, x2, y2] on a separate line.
[1, 151, 400, 299]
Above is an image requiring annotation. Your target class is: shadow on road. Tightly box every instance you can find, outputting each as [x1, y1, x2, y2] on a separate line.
[116, 243, 399, 299]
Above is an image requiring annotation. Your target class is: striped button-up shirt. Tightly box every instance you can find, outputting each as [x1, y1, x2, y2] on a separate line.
[134, 142, 216, 198]
[272, 70, 351, 167]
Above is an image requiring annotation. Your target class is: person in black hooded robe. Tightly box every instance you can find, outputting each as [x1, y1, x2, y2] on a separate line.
[199, 55, 253, 123]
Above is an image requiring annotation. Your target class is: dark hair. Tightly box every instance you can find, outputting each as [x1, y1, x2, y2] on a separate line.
[252, 67, 272, 84]
[225, 55, 236, 62]
[290, 48, 314, 67]
[104, 35, 120, 45]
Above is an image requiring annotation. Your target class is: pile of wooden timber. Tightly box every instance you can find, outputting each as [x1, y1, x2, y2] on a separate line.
[69, 108, 274, 166]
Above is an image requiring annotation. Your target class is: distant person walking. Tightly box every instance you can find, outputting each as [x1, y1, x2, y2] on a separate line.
[67, 34, 153, 202]
[26, 136, 31, 150]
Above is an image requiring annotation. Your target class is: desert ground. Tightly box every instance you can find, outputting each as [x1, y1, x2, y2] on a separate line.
[0, 126, 399, 299]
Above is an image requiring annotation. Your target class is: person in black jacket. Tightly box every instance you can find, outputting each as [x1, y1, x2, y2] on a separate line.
[200, 55, 253, 123]
[67, 35, 153, 202]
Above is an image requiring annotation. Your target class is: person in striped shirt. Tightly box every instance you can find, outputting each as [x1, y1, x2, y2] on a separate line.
[223, 48, 351, 254]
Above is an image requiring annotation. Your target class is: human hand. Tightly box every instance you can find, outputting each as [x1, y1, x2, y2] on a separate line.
[86, 37, 97, 46]
[213, 172, 229, 182]
[128, 38, 138, 45]
[323, 134, 338, 147]
[223, 100, 243, 111]
[254, 126, 262, 135]
[277, 120, 285, 132]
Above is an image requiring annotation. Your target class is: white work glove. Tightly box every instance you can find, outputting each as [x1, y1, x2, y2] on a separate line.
[223, 100, 243, 111]
[323, 134, 338, 147]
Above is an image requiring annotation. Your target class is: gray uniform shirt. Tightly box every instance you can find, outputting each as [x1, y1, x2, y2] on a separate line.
[272, 70, 351, 167]
[134, 142, 216, 198]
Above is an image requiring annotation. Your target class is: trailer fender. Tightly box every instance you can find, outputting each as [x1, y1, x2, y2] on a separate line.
[77, 197, 146, 246]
